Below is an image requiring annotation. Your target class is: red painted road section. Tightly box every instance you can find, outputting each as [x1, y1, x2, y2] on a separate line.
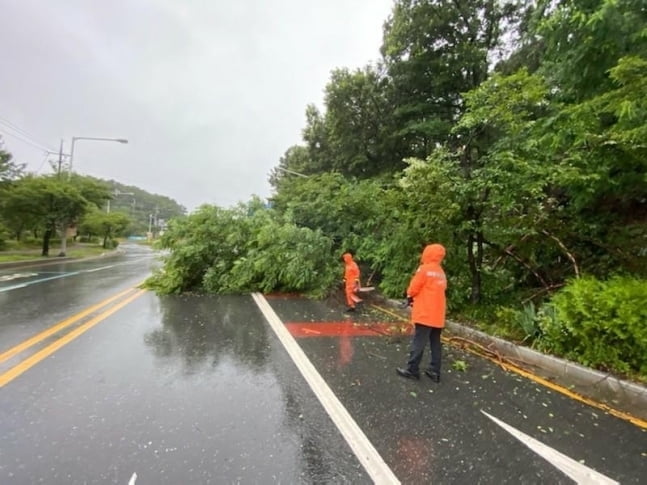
[285, 321, 413, 338]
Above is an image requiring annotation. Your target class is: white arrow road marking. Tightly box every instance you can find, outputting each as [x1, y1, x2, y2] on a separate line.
[482, 411, 618, 485]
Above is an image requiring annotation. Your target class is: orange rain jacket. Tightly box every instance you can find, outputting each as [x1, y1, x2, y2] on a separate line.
[406, 244, 447, 328]
[342, 253, 361, 306]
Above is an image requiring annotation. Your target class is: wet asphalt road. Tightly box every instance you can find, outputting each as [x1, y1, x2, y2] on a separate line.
[0, 244, 645, 484]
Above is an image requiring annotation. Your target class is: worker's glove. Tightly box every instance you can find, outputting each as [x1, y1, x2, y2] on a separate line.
[407, 296, 414, 307]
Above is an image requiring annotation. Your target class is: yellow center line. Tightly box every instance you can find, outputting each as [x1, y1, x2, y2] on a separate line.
[0, 289, 146, 388]
[0, 287, 137, 364]
[369, 303, 647, 430]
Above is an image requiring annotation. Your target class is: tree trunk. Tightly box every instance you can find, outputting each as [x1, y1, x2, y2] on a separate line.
[58, 222, 68, 257]
[103, 234, 109, 249]
[42, 226, 53, 256]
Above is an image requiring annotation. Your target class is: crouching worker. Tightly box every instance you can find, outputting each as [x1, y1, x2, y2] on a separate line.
[342, 252, 362, 312]
[397, 243, 447, 382]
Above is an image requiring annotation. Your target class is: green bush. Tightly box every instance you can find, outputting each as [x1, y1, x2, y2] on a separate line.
[104, 239, 119, 250]
[207, 218, 337, 297]
[0, 222, 8, 250]
[145, 200, 338, 297]
[78, 235, 100, 244]
[538, 276, 647, 377]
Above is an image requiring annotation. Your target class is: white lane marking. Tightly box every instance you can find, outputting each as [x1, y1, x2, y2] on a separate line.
[128, 472, 137, 485]
[0, 272, 37, 282]
[252, 293, 400, 485]
[482, 411, 618, 485]
[0, 259, 147, 293]
[0, 272, 80, 292]
[84, 265, 115, 273]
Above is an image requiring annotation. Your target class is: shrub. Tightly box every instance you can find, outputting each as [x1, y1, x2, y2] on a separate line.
[146, 201, 338, 297]
[0, 222, 8, 250]
[207, 218, 337, 297]
[538, 276, 647, 376]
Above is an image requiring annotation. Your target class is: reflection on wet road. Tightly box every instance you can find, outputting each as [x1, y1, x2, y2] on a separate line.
[1, 255, 645, 484]
[1, 294, 369, 484]
[0, 244, 154, 352]
[268, 295, 645, 484]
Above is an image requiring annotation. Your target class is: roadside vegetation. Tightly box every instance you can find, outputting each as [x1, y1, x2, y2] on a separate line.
[0, 149, 185, 258]
[0, 239, 110, 263]
[139, 0, 646, 382]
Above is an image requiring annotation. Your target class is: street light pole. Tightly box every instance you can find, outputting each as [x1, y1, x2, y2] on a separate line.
[107, 189, 135, 213]
[67, 136, 128, 180]
[276, 167, 309, 178]
[59, 136, 128, 256]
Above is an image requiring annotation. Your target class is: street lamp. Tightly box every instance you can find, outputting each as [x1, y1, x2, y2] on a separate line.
[58, 136, 128, 256]
[275, 167, 309, 178]
[107, 189, 135, 213]
[68, 136, 128, 179]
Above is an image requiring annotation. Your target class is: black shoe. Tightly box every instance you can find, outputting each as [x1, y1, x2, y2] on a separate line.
[396, 368, 420, 380]
[425, 370, 440, 382]
[346, 307, 356, 312]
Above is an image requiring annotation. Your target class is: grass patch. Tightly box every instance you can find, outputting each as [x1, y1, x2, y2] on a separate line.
[451, 303, 529, 344]
[0, 244, 113, 263]
[0, 253, 50, 263]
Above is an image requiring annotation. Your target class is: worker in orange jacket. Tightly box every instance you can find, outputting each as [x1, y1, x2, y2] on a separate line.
[342, 252, 362, 312]
[397, 243, 447, 382]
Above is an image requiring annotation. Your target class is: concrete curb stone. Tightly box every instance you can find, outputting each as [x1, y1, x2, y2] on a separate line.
[385, 299, 647, 422]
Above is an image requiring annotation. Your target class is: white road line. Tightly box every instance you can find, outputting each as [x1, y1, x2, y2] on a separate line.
[0, 260, 146, 293]
[84, 265, 115, 273]
[0, 272, 80, 292]
[481, 411, 619, 485]
[128, 472, 137, 485]
[0, 272, 38, 281]
[252, 293, 400, 485]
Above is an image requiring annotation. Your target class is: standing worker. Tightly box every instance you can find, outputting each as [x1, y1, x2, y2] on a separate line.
[342, 252, 362, 312]
[396, 243, 447, 382]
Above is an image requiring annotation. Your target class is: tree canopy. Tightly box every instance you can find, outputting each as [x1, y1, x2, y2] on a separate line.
[148, 0, 647, 379]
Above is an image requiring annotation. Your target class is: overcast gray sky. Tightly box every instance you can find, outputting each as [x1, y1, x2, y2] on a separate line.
[1, 0, 393, 210]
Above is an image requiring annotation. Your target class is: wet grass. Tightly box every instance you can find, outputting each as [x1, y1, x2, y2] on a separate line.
[0, 244, 112, 263]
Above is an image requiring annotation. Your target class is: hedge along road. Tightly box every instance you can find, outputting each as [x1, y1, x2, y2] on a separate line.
[0, 251, 644, 483]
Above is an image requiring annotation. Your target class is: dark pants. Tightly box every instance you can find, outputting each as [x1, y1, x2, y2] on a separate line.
[406, 324, 442, 375]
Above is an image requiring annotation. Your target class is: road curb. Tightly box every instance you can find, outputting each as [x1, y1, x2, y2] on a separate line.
[0, 257, 76, 270]
[384, 299, 647, 422]
[444, 320, 647, 421]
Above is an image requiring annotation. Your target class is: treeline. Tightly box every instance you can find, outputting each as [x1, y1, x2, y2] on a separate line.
[97, 180, 187, 236]
[149, 0, 646, 379]
[0, 148, 186, 254]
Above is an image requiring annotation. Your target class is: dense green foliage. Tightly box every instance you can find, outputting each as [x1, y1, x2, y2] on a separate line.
[146, 200, 338, 297]
[0, 147, 24, 185]
[148, 0, 646, 379]
[0, 144, 185, 255]
[99, 179, 186, 236]
[1, 174, 111, 255]
[539, 277, 647, 377]
[78, 209, 131, 249]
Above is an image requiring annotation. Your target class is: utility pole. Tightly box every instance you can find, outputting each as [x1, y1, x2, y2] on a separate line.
[57, 139, 64, 177]
[106, 189, 134, 213]
[148, 213, 153, 241]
